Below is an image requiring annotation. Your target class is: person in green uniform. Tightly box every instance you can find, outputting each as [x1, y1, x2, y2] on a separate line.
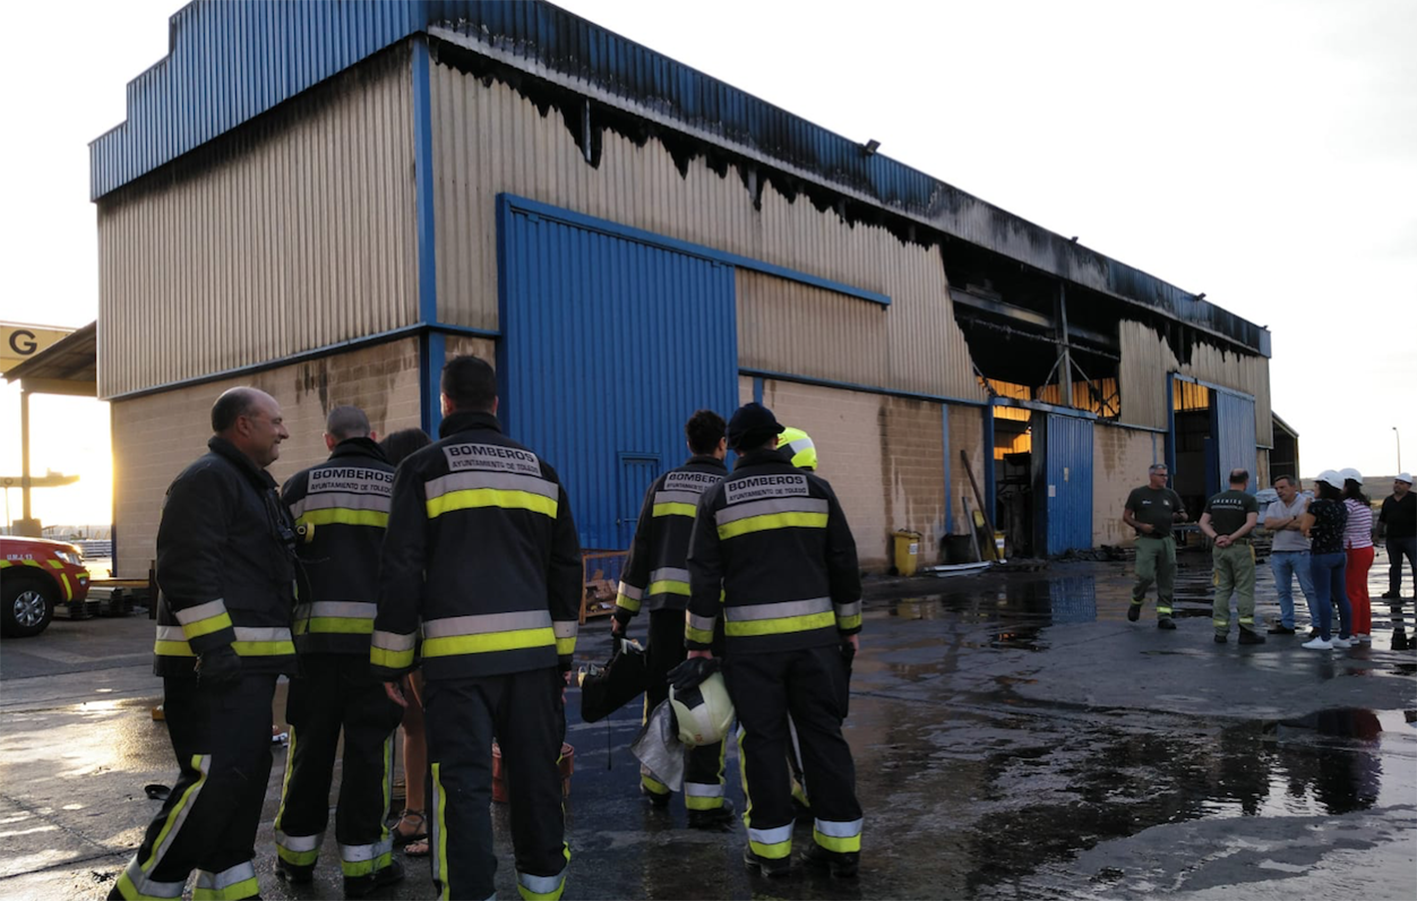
[1123, 463, 1190, 629]
[1200, 469, 1263, 644]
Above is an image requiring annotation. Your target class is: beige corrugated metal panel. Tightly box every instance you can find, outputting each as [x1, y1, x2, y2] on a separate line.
[1118, 319, 1273, 444]
[737, 271, 889, 386]
[96, 51, 419, 399]
[429, 65, 981, 400]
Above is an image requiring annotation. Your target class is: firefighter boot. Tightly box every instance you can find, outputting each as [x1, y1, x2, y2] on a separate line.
[802, 841, 860, 878]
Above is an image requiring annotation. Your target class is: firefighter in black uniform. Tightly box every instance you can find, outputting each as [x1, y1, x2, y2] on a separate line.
[273, 405, 405, 897]
[371, 355, 582, 901]
[110, 387, 299, 901]
[612, 409, 733, 826]
[685, 402, 864, 879]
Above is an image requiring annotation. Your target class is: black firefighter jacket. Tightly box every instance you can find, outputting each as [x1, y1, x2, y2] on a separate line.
[685, 448, 862, 655]
[281, 437, 395, 655]
[613, 454, 728, 626]
[153, 436, 299, 677]
[370, 410, 583, 682]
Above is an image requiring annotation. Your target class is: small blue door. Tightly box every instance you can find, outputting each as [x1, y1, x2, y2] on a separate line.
[618, 454, 661, 548]
[1044, 414, 1094, 556]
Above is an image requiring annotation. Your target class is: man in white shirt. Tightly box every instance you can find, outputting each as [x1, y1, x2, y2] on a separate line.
[1263, 475, 1316, 634]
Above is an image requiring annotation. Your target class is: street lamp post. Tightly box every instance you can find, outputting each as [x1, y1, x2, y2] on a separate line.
[1396, 427, 1402, 472]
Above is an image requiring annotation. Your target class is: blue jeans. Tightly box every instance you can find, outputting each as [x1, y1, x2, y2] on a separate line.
[1269, 551, 1315, 628]
[1309, 552, 1352, 641]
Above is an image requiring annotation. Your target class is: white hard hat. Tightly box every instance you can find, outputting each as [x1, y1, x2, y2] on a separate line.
[1397, 473, 1414, 486]
[669, 672, 735, 747]
[1316, 469, 1344, 489]
[1338, 467, 1363, 485]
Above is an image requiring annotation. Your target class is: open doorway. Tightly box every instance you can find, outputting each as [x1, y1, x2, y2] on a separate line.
[1171, 379, 1213, 518]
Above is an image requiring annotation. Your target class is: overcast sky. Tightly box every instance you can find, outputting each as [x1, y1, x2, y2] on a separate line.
[1, 0, 1413, 526]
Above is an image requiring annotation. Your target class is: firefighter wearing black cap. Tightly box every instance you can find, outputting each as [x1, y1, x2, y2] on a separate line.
[612, 409, 733, 827]
[371, 355, 582, 901]
[273, 405, 405, 897]
[111, 387, 299, 901]
[685, 402, 864, 879]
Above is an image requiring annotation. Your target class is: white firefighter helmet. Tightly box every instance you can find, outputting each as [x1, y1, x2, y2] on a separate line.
[669, 671, 735, 747]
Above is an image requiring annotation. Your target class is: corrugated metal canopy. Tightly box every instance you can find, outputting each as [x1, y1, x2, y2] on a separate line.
[90, 0, 1269, 356]
[4, 322, 97, 389]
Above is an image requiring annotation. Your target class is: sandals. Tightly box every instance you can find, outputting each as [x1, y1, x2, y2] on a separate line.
[391, 809, 427, 849]
[404, 837, 430, 858]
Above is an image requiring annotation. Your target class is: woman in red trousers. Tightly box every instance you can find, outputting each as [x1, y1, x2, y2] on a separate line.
[1341, 468, 1375, 644]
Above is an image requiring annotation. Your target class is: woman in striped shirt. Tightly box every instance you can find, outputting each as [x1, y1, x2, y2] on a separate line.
[1342, 469, 1375, 644]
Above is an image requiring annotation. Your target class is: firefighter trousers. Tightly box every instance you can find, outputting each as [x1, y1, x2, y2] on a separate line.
[640, 609, 727, 808]
[723, 644, 863, 862]
[110, 674, 277, 901]
[424, 669, 569, 901]
[273, 654, 404, 879]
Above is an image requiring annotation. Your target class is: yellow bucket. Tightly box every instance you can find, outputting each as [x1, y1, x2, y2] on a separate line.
[893, 530, 922, 577]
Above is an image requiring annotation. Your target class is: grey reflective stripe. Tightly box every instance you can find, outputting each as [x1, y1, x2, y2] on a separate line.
[174, 598, 228, 624]
[653, 490, 702, 506]
[155, 625, 187, 641]
[553, 620, 578, 639]
[786, 437, 814, 456]
[834, 601, 862, 618]
[748, 824, 793, 844]
[340, 836, 394, 862]
[814, 817, 863, 837]
[196, 860, 257, 889]
[650, 567, 691, 585]
[234, 626, 292, 643]
[423, 610, 553, 638]
[688, 612, 717, 632]
[716, 497, 829, 526]
[372, 630, 416, 651]
[726, 597, 833, 622]
[124, 861, 186, 899]
[309, 601, 378, 619]
[295, 491, 392, 513]
[519, 868, 567, 894]
[275, 830, 324, 852]
[616, 581, 644, 600]
[426, 470, 558, 501]
[684, 782, 724, 797]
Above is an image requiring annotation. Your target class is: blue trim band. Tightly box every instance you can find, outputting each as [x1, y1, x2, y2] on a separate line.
[500, 194, 890, 307]
[989, 396, 1097, 419]
[1170, 372, 1256, 401]
[103, 323, 494, 401]
[421, 330, 446, 435]
[413, 39, 438, 324]
[752, 377, 764, 406]
[740, 368, 986, 408]
[982, 407, 996, 520]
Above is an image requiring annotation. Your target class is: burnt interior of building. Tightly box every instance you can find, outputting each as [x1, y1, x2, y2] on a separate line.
[1171, 379, 1215, 517]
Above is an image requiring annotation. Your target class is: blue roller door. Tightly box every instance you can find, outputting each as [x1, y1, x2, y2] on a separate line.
[1044, 414, 1094, 556]
[498, 200, 738, 550]
[1214, 391, 1257, 494]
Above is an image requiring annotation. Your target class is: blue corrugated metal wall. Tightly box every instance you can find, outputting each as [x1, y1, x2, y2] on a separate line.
[1045, 414, 1094, 556]
[498, 201, 738, 551]
[1215, 391, 1258, 494]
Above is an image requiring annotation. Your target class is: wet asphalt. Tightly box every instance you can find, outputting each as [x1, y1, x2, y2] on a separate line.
[1, 546, 1414, 900]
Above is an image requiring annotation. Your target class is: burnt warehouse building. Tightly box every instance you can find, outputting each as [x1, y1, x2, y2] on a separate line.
[92, 0, 1279, 575]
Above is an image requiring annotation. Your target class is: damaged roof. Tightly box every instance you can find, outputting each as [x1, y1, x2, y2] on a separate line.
[89, 0, 1269, 356]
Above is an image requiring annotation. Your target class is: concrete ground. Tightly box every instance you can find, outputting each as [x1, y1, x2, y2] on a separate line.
[2, 548, 1414, 900]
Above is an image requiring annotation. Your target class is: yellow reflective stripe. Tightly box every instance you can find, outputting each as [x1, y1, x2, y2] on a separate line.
[725, 611, 836, 637]
[422, 627, 555, 657]
[652, 502, 698, 517]
[615, 593, 641, 613]
[555, 636, 576, 655]
[641, 773, 669, 795]
[307, 616, 374, 634]
[371, 646, 415, 669]
[426, 488, 557, 519]
[183, 612, 234, 640]
[836, 614, 862, 631]
[155, 639, 197, 657]
[813, 828, 862, 853]
[1157, 606, 1173, 615]
[276, 844, 320, 866]
[340, 851, 393, 878]
[749, 838, 793, 859]
[648, 580, 690, 597]
[298, 507, 389, 528]
[717, 511, 829, 540]
[686, 625, 715, 644]
[48, 559, 65, 569]
[58, 572, 74, 600]
[231, 640, 296, 656]
[193, 878, 259, 901]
